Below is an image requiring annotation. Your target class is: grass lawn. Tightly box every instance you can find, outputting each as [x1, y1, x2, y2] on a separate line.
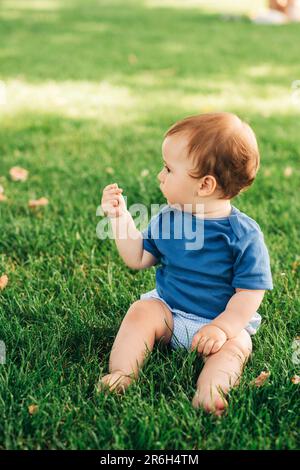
[0, 0, 299, 450]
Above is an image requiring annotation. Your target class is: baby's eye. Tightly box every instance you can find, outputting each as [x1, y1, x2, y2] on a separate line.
[163, 164, 171, 173]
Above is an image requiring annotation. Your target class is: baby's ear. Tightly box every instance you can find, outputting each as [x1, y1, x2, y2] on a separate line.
[194, 177, 205, 196]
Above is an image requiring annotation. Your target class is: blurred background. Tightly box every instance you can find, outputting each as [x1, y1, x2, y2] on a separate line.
[1, 0, 299, 226]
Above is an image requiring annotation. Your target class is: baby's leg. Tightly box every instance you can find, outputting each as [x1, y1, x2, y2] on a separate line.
[192, 329, 252, 416]
[97, 299, 174, 394]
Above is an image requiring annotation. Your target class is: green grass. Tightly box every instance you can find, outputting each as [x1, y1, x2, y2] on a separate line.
[0, 0, 299, 450]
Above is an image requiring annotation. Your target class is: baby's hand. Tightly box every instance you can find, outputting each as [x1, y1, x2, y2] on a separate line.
[191, 324, 227, 356]
[101, 183, 127, 218]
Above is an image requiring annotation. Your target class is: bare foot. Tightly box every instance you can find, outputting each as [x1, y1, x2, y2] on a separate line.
[192, 385, 229, 417]
[96, 370, 134, 395]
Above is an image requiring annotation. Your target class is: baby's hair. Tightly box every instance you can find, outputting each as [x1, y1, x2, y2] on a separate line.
[164, 112, 260, 199]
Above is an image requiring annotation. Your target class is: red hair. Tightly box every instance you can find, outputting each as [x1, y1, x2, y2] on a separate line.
[165, 112, 260, 199]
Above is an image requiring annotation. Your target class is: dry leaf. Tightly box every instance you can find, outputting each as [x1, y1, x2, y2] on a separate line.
[263, 168, 271, 177]
[284, 166, 293, 177]
[0, 194, 7, 202]
[0, 184, 4, 194]
[105, 167, 114, 175]
[0, 274, 8, 291]
[128, 53, 138, 64]
[28, 404, 38, 415]
[9, 166, 28, 182]
[28, 197, 49, 208]
[141, 169, 149, 178]
[251, 370, 270, 387]
[292, 260, 300, 273]
[291, 375, 300, 384]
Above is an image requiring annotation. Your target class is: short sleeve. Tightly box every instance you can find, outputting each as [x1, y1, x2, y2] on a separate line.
[141, 213, 162, 261]
[232, 230, 273, 290]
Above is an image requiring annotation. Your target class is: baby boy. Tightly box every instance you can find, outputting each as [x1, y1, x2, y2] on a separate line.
[98, 112, 273, 416]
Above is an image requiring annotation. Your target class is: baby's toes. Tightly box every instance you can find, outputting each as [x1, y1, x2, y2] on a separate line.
[96, 372, 132, 395]
[213, 394, 228, 416]
[192, 390, 202, 410]
[192, 388, 228, 417]
[96, 374, 115, 394]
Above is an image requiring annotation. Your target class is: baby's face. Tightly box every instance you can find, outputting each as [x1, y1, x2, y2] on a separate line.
[157, 133, 200, 209]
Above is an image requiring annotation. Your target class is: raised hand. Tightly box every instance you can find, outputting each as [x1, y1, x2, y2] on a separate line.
[101, 183, 127, 218]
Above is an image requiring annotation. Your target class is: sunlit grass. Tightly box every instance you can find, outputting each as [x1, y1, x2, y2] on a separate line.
[1, 0, 62, 11]
[145, 0, 266, 15]
[1, 75, 298, 124]
[1, 79, 137, 123]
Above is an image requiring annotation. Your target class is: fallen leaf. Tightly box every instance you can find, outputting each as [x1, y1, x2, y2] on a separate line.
[0, 194, 7, 202]
[9, 166, 29, 182]
[251, 371, 270, 387]
[105, 167, 114, 175]
[291, 375, 300, 384]
[0, 274, 9, 290]
[292, 260, 300, 273]
[128, 53, 138, 64]
[263, 168, 271, 177]
[0, 184, 4, 194]
[28, 404, 38, 415]
[28, 197, 49, 208]
[284, 166, 293, 177]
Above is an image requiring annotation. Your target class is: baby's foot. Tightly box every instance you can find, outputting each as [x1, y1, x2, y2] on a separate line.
[96, 370, 134, 395]
[192, 385, 229, 417]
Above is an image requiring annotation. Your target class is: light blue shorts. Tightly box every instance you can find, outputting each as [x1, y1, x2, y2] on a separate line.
[140, 288, 262, 351]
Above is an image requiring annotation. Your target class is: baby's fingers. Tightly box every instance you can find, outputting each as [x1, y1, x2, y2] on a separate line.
[211, 341, 224, 355]
[102, 190, 122, 206]
[191, 333, 202, 351]
[107, 187, 123, 195]
[106, 183, 119, 189]
[103, 188, 123, 200]
[195, 336, 208, 354]
[203, 339, 215, 356]
[103, 183, 118, 192]
[101, 199, 119, 215]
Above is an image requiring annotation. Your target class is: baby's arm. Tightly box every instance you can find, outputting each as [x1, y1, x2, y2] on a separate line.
[101, 183, 158, 270]
[210, 288, 265, 339]
[110, 212, 158, 270]
[191, 288, 265, 356]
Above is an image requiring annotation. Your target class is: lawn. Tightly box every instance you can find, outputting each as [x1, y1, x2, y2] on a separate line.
[0, 0, 299, 450]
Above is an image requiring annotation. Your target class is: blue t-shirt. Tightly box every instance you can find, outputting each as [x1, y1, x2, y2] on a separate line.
[142, 204, 273, 320]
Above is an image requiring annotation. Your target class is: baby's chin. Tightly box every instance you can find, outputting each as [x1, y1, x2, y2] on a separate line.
[167, 201, 182, 210]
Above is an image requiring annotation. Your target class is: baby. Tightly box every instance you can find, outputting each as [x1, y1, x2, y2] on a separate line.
[98, 112, 273, 416]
